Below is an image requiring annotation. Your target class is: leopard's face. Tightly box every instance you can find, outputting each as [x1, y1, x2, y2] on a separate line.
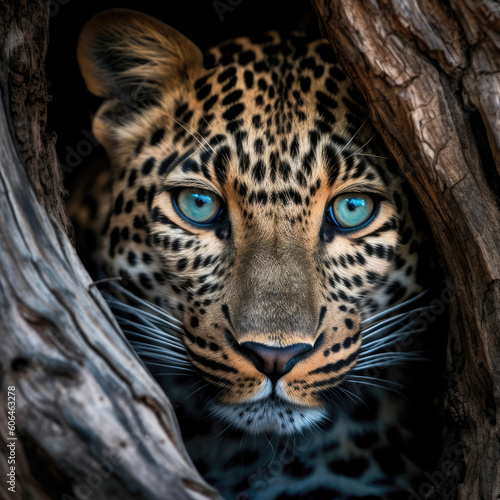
[76, 9, 423, 434]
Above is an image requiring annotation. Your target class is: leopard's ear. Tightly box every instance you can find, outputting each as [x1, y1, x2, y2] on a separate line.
[77, 9, 203, 101]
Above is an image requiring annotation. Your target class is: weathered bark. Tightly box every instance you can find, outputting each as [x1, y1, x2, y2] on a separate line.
[311, 1, 500, 498]
[0, 2, 220, 499]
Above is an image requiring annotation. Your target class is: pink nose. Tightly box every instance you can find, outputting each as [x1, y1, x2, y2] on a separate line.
[241, 342, 313, 383]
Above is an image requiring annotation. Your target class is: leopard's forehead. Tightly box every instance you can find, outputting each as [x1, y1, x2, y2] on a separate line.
[109, 32, 389, 207]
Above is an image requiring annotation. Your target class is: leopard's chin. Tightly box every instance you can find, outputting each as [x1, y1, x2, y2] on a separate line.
[210, 395, 327, 435]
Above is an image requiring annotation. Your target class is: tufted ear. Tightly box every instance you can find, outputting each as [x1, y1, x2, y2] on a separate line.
[77, 9, 203, 102]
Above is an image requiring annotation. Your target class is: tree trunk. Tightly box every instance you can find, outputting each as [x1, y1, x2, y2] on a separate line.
[311, 1, 500, 498]
[0, 2, 220, 499]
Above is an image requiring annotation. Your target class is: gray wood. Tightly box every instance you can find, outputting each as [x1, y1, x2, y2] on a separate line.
[311, 1, 500, 498]
[0, 2, 221, 499]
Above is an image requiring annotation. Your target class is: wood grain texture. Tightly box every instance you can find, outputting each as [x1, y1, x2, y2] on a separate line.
[311, 1, 500, 498]
[0, 1, 221, 498]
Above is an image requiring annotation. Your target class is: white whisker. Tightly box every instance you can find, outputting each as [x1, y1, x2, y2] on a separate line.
[344, 133, 376, 160]
[337, 117, 369, 155]
[163, 111, 215, 154]
[361, 289, 430, 327]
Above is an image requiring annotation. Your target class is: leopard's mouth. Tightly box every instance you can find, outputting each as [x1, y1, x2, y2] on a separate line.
[210, 392, 328, 435]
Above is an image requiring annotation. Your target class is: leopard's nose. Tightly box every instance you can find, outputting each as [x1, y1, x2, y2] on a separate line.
[240, 342, 313, 383]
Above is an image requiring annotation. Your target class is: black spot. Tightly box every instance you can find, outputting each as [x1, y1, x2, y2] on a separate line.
[136, 187, 146, 203]
[203, 95, 218, 112]
[222, 90, 243, 106]
[213, 146, 231, 186]
[222, 76, 237, 92]
[142, 252, 152, 264]
[215, 225, 231, 240]
[254, 138, 264, 155]
[127, 251, 136, 266]
[344, 318, 353, 329]
[182, 159, 200, 174]
[252, 160, 266, 182]
[222, 103, 244, 121]
[113, 193, 123, 215]
[190, 316, 199, 328]
[244, 70, 254, 89]
[279, 161, 291, 181]
[217, 66, 236, 83]
[330, 66, 347, 81]
[175, 103, 188, 117]
[141, 157, 155, 175]
[134, 139, 144, 155]
[221, 304, 234, 329]
[353, 431, 379, 449]
[158, 152, 179, 176]
[109, 227, 120, 257]
[139, 273, 153, 290]
[283, 459, 313, 478]
[150, 128, 165, 145]
[331, 343, 340, 353]
[239, 50, 256, 65]
[316, 43, 337, 63]
[373, 448, 406, 476]
[196, 84, 211, 101]
[299, 76, 311, 92]
[209, 342, 220, 352]
[326, 78, 339, 95]
[328, 458, 369, 477]
[128, 169, 137, 187]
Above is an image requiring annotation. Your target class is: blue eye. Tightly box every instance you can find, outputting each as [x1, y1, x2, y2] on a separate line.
[175, 188, 222, 224]
[328, 193, 376, 229]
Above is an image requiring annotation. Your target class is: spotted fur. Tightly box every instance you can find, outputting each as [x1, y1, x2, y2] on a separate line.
[68, 9, 444, 499]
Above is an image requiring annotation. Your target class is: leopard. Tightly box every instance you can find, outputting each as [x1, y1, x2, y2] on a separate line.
[68, 9, 446, 500]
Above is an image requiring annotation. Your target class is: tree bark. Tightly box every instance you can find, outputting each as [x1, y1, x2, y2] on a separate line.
[0, 2, 221, 499]
[311, 1, 500, 499]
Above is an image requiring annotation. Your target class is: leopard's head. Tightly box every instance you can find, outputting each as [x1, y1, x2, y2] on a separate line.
[78, 9, 425, 434]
